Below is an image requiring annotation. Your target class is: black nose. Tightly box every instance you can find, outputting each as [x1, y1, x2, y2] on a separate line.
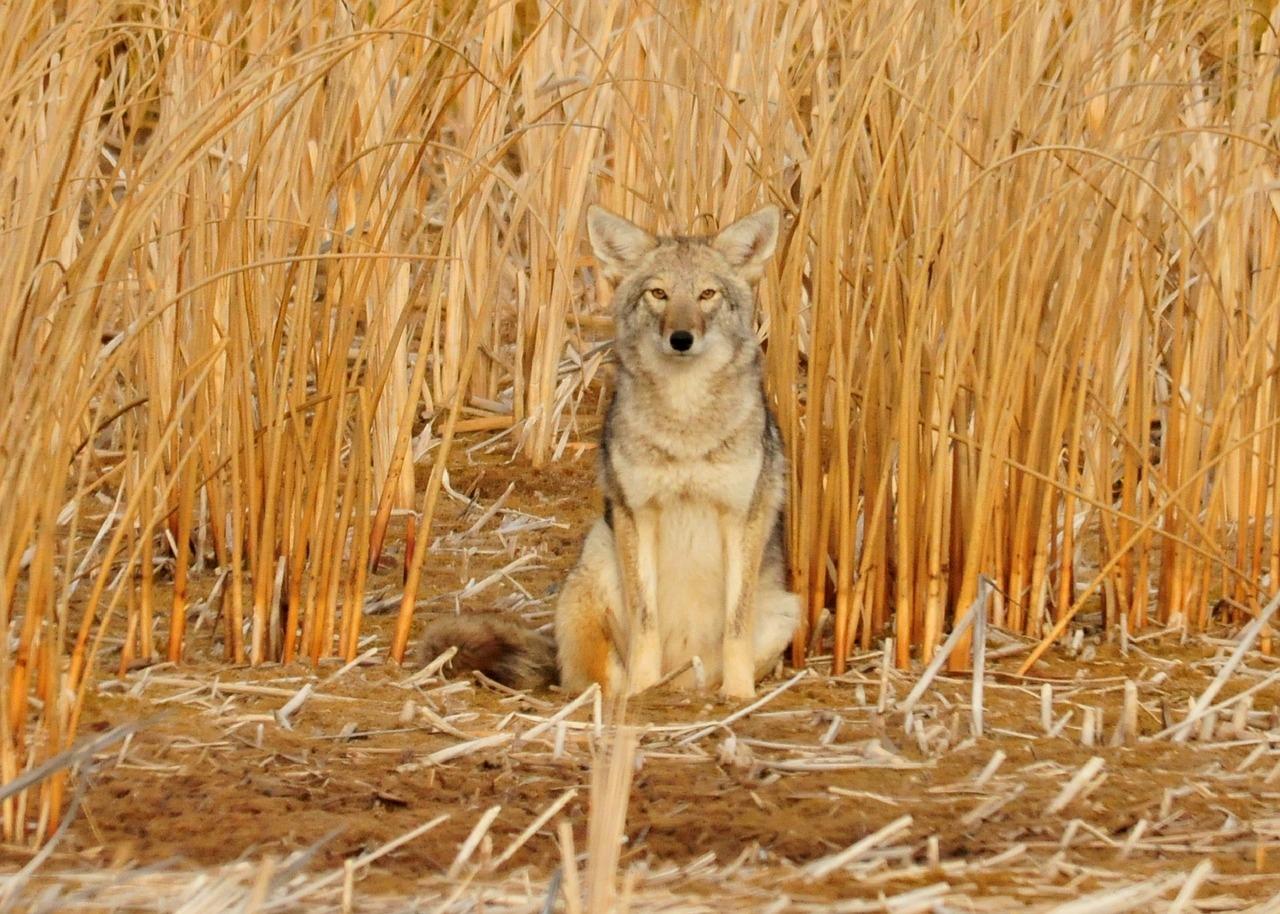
[669, 330, 694, 352]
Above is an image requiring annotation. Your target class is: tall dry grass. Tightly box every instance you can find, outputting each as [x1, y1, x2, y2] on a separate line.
[2, 0, 1278, 843]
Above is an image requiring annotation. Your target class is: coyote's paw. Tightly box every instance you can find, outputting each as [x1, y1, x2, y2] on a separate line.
[627, 663, 661, 695]
[626, 635, 662, 695]
[720, 666, 755, 702]
[721, 637, 755, 701]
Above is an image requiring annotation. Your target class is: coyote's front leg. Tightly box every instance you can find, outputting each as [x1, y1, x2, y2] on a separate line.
[720, 503, 770, 700]
[612, 504, 661, 694]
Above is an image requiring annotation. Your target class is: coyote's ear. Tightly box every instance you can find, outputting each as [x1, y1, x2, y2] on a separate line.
[587, 205, 658, 281]
[712, 205, 780, 282]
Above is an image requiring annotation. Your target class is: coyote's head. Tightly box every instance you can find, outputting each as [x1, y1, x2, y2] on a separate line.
[586, 205, 780, 370]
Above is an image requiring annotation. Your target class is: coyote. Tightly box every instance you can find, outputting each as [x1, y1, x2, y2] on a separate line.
[418, 204, 800, 699]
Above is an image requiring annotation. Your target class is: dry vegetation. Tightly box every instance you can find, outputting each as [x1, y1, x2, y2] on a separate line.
[2, 0, 1280, 908]
[4, 459, 1280, 912]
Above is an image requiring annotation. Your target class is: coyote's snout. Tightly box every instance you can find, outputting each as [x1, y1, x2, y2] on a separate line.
[417, 203, 800, 701]
[649, 282, 709, 355]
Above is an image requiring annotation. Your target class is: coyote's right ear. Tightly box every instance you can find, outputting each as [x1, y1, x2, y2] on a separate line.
[587, 205, 657, 282]
[712, 206, 780, 282]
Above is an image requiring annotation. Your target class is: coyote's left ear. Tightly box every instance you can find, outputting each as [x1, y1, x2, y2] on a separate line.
[712, 205, 780, 282]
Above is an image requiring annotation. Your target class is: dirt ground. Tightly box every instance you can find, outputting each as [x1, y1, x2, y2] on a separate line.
[6, 441, 1280, 912]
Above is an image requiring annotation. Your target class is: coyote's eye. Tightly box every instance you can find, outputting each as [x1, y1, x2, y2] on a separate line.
[699, 288, 716, 300]
[649, 288, 667, 300]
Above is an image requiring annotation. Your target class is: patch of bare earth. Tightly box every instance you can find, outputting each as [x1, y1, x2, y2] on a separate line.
[4, 444, 1280, 912]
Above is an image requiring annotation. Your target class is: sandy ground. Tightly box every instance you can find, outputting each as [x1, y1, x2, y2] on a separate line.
[5, 443, 1280, 912]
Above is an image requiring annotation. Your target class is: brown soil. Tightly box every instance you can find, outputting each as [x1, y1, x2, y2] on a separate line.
[6, 438, 1280, 911]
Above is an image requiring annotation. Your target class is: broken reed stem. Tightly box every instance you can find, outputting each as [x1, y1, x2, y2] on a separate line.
[898, 579, 992, 723]
[557, 821, 583, 914]
[299, 812, 451, 901]
[491, 789, 578, 871]
[1047, 757, 1106, 815]
[584, 721, 638, 914]
[804, 814, 914, 880]
[971, 583, 987, 737]
[1158, 590, 1280, 741]
[1168, 860, 1214, 914]
[448, 805, 502, 878]
[677, 671, 809, 746]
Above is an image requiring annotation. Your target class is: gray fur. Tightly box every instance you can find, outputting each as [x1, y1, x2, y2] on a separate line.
[557, 204, 800, 698]
[415, 205, 799, 700]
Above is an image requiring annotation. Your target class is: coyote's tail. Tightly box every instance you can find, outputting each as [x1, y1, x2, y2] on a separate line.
[416, 616, 558, 690]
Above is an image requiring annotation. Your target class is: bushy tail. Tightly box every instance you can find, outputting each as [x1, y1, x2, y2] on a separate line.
[416, 616, 557, 690]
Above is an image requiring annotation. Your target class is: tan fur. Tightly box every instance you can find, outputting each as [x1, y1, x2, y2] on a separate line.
[414, 204, 800, 701]
[554, 519, 627, 693]
[661, 298, 705, 338]
[562, 204, 802, 700]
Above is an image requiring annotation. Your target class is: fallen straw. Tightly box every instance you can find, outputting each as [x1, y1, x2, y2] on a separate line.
[461, 481, 515, 537]
[675, 670, 810, 745]
[1167, 859, 1214, 914]
[417, 704, 472, 739]
[303, 814, 451, 896]
[448, 805, 503, 877]
[430, 733, 513, 765]
[1161, 590, 1280, 742]
[1154, 664, 1280, 742]
[0, 721, 144, 804]
[398, 733, 514, 772]
[1047, 756, 1105, 814]
[973, 749, 1005, 788]
[491, 788, 579, 869]
[645, 656, 697, 692]
[274, 683, 314, 730]
[472, 670, 555, 709]
[1044, 873, 1181, 913]
[521, 684, 599, 742]
[403, 646, 459, 688]
[141, 675, 361, 704]
[804, 814, 914, 879]
[457, 553, 538, 600]
[319, 647, 379, 686]
[352, 814, 450, 871]
[962, 787, 1024, 827]
[898, 579, 993, 727]
[1119, 819, 1147, 858]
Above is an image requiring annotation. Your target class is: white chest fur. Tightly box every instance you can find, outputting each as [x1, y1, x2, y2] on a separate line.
[612, 446, 762, 518]
[653, 501, 730, 674]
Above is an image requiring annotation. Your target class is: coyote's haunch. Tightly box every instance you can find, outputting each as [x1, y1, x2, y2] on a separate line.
[417, 204, 800, 700]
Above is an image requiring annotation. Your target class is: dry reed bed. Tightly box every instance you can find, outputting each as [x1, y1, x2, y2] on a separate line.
[3, 0, 1279, 845]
